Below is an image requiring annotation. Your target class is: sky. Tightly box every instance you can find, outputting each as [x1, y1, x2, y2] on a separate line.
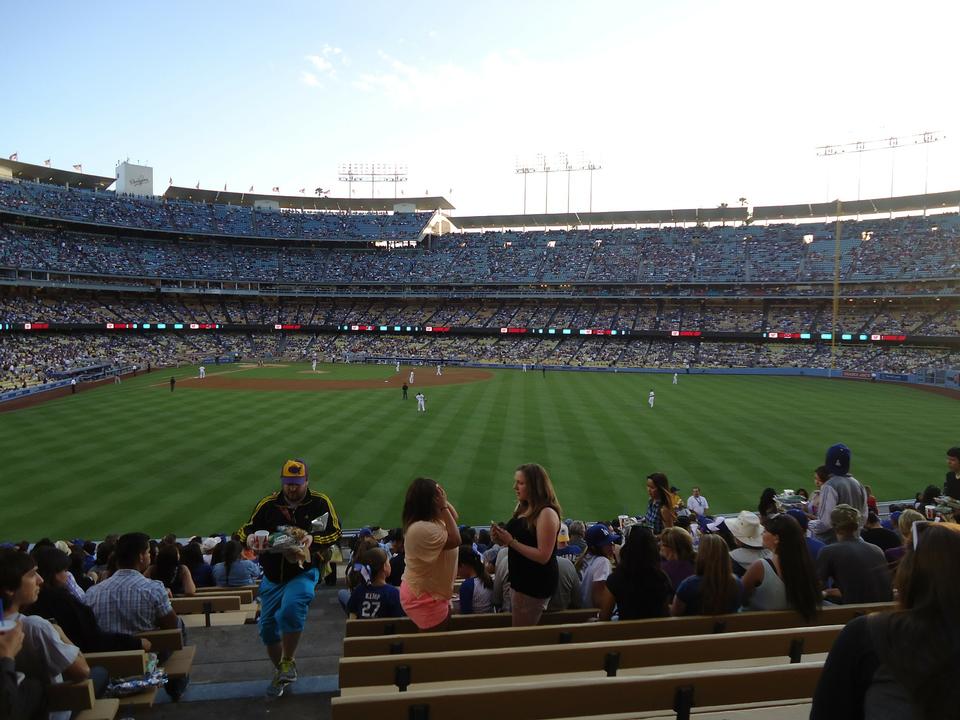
[3, 0, 960, 217]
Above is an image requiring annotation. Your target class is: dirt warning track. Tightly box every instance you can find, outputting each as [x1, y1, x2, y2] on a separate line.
[176, 367, 494, 392]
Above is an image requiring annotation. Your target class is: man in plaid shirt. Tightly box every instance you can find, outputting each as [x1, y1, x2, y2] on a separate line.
[84, 533, 180, 635]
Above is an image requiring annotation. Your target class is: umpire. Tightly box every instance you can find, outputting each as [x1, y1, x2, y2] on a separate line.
[238, 459, 341, 696]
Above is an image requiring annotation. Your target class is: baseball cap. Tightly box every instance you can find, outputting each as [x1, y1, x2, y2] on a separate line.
[785, 508, 809, 530]
[585, 523, 621, 548]
[831, 503, 862, 530]
[281, 459, 308, 485]
[825, 444, 851, 477]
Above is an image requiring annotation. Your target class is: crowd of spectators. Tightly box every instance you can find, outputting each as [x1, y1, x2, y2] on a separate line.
[2, 196, 959, 287]
[0, 181, 431, 240]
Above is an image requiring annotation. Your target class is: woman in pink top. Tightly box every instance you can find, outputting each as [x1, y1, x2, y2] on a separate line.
[398, 477, 461, 631]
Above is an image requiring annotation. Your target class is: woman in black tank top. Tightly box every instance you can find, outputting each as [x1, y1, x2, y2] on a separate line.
[490, 464, 563, 626]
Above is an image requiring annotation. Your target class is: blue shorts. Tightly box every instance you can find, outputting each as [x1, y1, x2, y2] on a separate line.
[258, 568, 319, 645]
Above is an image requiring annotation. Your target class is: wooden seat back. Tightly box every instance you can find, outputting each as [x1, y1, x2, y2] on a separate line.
[343, 602, 891, 657]
[345, 608, 598, 637]
[339, 624, 841, 690]
[331, 661, 825, 720]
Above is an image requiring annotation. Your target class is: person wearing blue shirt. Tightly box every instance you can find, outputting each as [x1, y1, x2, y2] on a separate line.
[346, 548, 403, 619]
[212, 541, 261, 587]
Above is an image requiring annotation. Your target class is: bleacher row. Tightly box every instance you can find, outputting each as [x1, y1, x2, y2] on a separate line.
[326, 603, 892, 719]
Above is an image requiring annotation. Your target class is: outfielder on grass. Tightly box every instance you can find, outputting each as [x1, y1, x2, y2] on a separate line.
[238, 459, 341, 696]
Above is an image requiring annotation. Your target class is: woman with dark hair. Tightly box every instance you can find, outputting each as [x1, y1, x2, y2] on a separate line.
[398, 477, 460, 631]
[180, 541, 214, 588]
[599, 526, 671, 621]
[490, 463, 563, 626]
[346, 547, 402, 619]
[643, 472, 676, 534]
[671, 534, 742, 616]
[146, 544, 196, 596]
[68, 549, 95, 592]
[212, 541, 261, 588]
[659, 527, 696, 593]
[742, 514, 820, 620]
[26, 547, 149, 653]
[811, 523, 960, 719]
[456, 545, 494, 614]
[758, 487, 780, 520]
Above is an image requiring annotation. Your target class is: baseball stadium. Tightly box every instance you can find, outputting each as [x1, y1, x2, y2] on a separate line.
[3, 3, 960, 719]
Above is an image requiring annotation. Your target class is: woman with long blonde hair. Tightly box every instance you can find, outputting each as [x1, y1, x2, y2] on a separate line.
[671, 534, 742, 616]
[490, 463, 562, 626]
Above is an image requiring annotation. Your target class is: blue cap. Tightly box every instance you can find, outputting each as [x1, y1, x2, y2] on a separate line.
[785, 508, 809, 530]
[585, 523, 621, 548]
[825, 444, 851, 476]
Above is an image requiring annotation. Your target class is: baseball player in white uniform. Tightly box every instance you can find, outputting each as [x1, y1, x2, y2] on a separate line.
[396, 361, 401, 373]
[436, 364, 442, 376]
[648, 390, 655, 409]
[199, 365, 206, 379]
[311, 358, 317, 372]
[672, 373, 678, 385]
[415, 392, 426, 412]
[409, 370, 415, 385]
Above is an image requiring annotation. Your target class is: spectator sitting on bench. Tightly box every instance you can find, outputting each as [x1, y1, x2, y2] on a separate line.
[146, 544, 196, 597]
[599, 526, 671, 621]
[816, 505, 893, 605]
[180, 541, 214, 588]
[0, 547, 102, 720]
[576, 524, 619, 610]
[884, 509, 924, 569]
[0, 617, 46, 720]
[811, 523, 960, 718]
[84, 533, 182, 636]
[347, 548, 403, 619]
[741, 514, 820, 619]
[27, 547, 150, 654]
[385, 529, 405, 587]
[671, 534, 743, 616]
[659, 527, 696, 594]
[212, 540, 262, 588]
[726, 511, 773, 577]
[456, 545, 494, 614]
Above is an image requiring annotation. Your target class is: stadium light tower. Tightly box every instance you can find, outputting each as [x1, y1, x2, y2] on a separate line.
[338, 163, 408, 200]
[515, 152, 600, 215]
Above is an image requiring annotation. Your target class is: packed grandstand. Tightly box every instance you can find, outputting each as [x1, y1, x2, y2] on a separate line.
[0, 164, 958, 390]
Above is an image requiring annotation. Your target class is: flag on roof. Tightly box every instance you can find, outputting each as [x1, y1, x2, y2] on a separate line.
[299, 188, 305, 194]
[272, 186, 280, 192]
[73, 164, 82, 172]
[223, 183, 227, 191]
[44, 159, 51, 167]
[196, 182, 200, 189]
[249, 185, 254, 192]
[168, 177, 172, 185]
[8, 153, 17, 161]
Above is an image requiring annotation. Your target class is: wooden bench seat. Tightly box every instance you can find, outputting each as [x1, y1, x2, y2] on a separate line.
[339, 624, 841, 692]
[195, 584, 259, 599]
[47, 679, 120, 720]
[343, 602, 891, 658]
[84, 649, 158, 708]
[331, 660, 825, 720]
[171, 595, 241, 614]
[345, 608, 599, 637]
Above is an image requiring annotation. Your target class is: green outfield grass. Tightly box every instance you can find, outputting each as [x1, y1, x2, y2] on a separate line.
[0, 362, 954, 541]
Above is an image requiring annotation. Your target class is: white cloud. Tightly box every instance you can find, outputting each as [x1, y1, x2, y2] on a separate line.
[306, 55, 334, 73]
[300, 71, 321, 88]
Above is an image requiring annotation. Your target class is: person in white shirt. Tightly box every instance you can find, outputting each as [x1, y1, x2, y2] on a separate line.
[408, 370, 415, 385]
[577, 524, 620, 608]
[199, 365, 206, 379]
[311, 358, 317, 372]
[415, 392, 426, 412]
[648, 390, 655, 409]
[686, 487, 709, 516]
[673, 373, 678, 385]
